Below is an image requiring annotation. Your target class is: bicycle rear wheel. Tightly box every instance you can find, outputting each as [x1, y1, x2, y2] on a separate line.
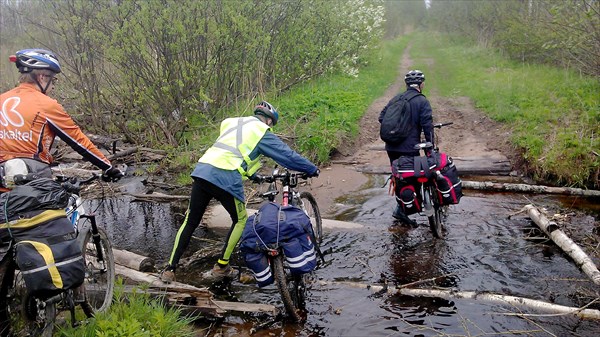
[80, 227, 115, 315]
[0, 265, 56, 337]
[299, 191, 322, 244]
[272, 254, 303, 322]
[426, 186, 444, 238]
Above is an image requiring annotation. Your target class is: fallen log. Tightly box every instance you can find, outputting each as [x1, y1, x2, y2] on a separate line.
[317, 280, 600, 320]
[106, 146, 167, 162]
[127, 192, 188, 202]
[115, 264, 208, 291]
[356, 164, 512, 177]
[463, 181, 600, 197]
[114, 264, 278, 316]
[205, 204, 364, 229]
[113, 248, 155, 272]
[523, 204, 600, 285]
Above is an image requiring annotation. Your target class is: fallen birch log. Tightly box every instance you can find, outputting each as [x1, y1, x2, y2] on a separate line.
[115, 264, 209, 292]
[113, 248, 155, 272]
[523, 204, 600, 285]
[114, 264, 278, 316]
[317, 280, 600, 320]
[127, 192, 188, 202]
[463, 181, 600, 197]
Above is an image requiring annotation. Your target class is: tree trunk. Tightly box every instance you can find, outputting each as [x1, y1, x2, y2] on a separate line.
[113, 248, 155, 272]
[317, 280, 600, 320]
[463, 181, 600, 197]
[114, 264, 278, 316]
[523, 204, 600, 285]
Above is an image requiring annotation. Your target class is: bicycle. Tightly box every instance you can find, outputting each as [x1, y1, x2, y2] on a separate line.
[0, 173, 116, 337]
[392, 122, 455, 238]
[249, 167, 323, 321]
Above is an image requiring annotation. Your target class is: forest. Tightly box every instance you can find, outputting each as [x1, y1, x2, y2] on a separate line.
[1, 0, 598, 187]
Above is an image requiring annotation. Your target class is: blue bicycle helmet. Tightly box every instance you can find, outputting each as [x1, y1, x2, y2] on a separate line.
[10, 49, 62, 74]
[254, 101, 279, 126]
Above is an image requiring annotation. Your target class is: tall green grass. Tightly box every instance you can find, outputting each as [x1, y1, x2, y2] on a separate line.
[57, 282, 196, 337]
[410, 32, 599, 188]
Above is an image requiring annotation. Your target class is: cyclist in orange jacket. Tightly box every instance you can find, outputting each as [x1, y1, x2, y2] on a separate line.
[0, 49, 122, 192]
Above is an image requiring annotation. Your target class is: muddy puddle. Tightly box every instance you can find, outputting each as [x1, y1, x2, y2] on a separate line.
[86, 175, 599, 337]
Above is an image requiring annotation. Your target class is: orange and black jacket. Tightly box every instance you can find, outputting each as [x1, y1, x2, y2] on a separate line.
[0, 83, 111, 170]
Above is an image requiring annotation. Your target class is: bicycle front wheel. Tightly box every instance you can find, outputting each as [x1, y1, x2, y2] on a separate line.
[426, 186, 444, 238]
[80, 227, 115, 315]
[272, 255, 303, 322]
[299, 191, 322, 244]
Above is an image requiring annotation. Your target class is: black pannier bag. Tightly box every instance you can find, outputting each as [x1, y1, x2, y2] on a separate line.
[392, 155, 435, 215]
[1, 180, 84, 299]
[395, 180, 421, 215]
[15, 219, 85, 298]
[0, 178, 69, 220]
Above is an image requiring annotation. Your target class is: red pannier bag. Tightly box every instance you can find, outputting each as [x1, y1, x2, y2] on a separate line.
[430, 152, 463, 205]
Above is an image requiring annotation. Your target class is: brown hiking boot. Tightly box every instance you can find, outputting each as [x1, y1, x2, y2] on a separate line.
[202, 263, 236, 282]
[160, 267, 175, 283]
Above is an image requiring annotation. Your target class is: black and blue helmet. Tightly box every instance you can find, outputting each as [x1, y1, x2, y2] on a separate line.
[11, 49, 62, 74]
[254, 101, 279, 126]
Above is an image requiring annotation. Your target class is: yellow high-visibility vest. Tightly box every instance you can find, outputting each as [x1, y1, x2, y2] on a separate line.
[198, 117, 269, 177]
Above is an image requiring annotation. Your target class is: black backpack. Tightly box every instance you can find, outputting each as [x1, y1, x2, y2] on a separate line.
[379, 90, 422, 144]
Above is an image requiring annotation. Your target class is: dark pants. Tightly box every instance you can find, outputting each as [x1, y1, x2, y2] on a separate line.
[167, 177, 248, 269]
[386, 150, 419, 166]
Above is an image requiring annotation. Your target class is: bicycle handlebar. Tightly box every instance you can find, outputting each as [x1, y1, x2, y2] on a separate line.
[251, 168, 310, 185]
[56, 174, 102, 194]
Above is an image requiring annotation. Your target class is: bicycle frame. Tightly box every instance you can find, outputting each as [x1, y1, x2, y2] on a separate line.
[410, 122, 454, 238]
[250, 167, 323, 321]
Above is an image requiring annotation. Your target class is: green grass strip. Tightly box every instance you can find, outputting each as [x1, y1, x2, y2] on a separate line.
[410, 32, 599, 188]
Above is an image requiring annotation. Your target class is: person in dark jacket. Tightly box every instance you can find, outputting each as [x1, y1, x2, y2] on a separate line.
[160, 101, 319, 283]
[378, 70, 433, 224]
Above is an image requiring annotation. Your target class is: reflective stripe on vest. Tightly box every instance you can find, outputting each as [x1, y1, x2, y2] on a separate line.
[198, 117, 269, 177]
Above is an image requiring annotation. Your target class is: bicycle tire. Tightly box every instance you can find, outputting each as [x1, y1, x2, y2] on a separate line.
[0, 265, 56, 337]
[80, 227, 115, 315]
[299, 191, 323, 244]
[426, 186, 444, 238]
[272, 254, 302, 321]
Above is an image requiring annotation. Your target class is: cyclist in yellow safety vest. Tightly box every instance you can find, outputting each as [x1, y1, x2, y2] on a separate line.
[160, 101, 320, 283]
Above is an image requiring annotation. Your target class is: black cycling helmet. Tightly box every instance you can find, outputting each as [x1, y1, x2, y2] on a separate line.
[404, 70, 425, 85]
[10, 49, 62, 74]
[253, 101, 279, 126]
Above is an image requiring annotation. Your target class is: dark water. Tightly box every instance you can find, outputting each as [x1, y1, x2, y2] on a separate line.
[86, 176, 600, 337]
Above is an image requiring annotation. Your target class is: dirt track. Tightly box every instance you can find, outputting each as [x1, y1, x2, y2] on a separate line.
[308, 43, 515, 216]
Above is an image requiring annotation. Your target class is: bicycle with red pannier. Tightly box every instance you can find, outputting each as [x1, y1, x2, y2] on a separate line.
[390, 122, 462, 238]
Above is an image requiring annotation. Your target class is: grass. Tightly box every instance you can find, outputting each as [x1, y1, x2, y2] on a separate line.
[273, 38, 408, 163]
[56, 281, 196, 337]
[409, 32, 599, 188]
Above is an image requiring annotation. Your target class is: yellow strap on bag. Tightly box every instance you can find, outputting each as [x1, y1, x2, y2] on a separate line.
[1, 209, 66, 230]
[18, 240, 63, 289]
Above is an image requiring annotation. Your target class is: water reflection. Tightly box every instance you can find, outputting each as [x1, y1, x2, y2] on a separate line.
[85, 177, 599, 336]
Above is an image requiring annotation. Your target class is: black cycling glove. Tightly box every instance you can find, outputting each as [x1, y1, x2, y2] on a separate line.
[102, 167, 124, 182]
